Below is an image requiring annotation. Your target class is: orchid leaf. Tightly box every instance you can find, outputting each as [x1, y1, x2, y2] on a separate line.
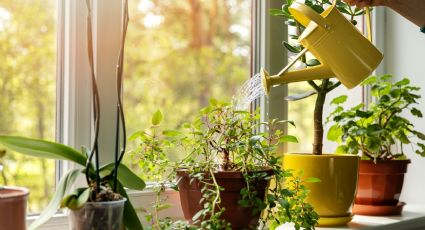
[29, 169, 82, 230]
[100, 163, 145, 191]
[0, 136, 87, 166]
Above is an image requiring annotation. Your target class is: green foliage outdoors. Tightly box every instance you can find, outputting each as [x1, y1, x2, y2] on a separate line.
[0, 0, 56, 213]
[0, 136, 145, 230]
[327, 75, 425, 161]
[130, 101, 319, 230]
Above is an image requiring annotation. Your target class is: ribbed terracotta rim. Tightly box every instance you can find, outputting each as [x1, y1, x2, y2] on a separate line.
[284, 153, 360, 158]
[359, 159, 411, 164]
[176, 168, 273, 179]
[0, 186, 29, 199]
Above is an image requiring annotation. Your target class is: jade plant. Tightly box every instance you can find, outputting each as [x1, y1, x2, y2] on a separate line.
[270, 0, 369, 154]
[327, 75, 425, 161]
[130, 100, 319, 229]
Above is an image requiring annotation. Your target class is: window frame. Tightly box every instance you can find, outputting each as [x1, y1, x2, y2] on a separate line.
[30, 0, 287, 228]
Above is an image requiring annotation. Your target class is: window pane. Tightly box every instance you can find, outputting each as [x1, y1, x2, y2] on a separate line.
[124, 0, 250, 179]
[0, 0, 56, 214]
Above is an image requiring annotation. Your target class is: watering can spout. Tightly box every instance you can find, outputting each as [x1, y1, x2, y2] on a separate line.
[261, 65, 334, 95]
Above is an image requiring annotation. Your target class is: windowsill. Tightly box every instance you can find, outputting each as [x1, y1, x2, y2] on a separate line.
[30, 190, 425, 230]
[278, 205, 425, 230]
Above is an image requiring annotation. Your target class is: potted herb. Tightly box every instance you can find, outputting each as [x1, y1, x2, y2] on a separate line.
[0, 150, 29, 230]
[0, 0, 145, 229]
[266, 0, 371, 226]
[172, 100, 319, 229]
[327, 74, 425, 216]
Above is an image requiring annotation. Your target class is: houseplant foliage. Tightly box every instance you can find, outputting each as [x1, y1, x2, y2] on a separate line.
[328, 74, 425, 160]
[327, 74, 425, 215]
[176, 100, 319, 229]
[0, 0, 146, 229]
[130, 101, 319, 229]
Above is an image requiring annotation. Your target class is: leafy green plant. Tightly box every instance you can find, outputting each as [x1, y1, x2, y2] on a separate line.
[270, 0, 368, 154]
[327, 75, 425, 161]
[0, 136, 145, 230]
[176, 99, 319, 229]
[129, 110, 184, 229]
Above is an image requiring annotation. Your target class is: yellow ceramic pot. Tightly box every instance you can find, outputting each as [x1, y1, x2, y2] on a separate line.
[283, 153, 359, 226]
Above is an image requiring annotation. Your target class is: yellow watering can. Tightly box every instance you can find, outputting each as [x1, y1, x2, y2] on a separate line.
[261, 1, 383, 94]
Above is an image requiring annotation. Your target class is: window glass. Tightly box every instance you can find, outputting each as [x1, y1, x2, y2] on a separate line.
[123, 0, 250, 178]
[0, 0, 56, 214]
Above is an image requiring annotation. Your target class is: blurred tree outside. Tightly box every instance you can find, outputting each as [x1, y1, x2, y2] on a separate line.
[0, 0, 56, 213]
[124, 0, 251, 179]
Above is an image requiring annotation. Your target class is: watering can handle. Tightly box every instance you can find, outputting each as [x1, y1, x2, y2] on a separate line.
[289, 2, 331, 29]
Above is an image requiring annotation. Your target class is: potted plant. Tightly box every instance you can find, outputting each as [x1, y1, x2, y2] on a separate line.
[0, 0, 146, 229]
[174, 100, 319, 229]
[327, 74, 425, 216]
[266, 0, 371, 226]
[130, 102, 319, 229]
[0, 150, 29, 230]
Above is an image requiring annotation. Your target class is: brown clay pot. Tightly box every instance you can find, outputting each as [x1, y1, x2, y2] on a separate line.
[353, 159, 410, 215]
[176, 169, 272, 229]
[0, 186, 29, 230]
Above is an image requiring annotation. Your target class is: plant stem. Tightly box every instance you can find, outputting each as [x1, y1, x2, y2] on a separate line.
[312, 79, 329, 155]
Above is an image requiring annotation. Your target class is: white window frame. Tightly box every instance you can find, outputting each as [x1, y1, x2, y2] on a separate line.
[29, 0, 286, 229]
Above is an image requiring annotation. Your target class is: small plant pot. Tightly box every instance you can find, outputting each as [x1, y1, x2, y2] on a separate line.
[69, 198, 126, 230]
[283, 153, 359, 227]
[0, 186, 29, 230]
[176, 169, 272, 229]
[353, 159, 410, 216]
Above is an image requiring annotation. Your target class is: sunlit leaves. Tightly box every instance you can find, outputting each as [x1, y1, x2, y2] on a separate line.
[327, 74, 425, 161]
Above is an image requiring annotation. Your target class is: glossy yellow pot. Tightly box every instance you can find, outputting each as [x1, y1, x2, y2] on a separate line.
[283, 153, 359, 226]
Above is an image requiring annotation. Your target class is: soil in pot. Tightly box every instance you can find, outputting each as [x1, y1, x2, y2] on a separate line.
[353, 159, 410, 216]
[69, 198, 126, 230]
[177, 169, 272, 229]
[0, 186, 29, 230]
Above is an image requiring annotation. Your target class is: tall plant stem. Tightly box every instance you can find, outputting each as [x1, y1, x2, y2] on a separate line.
[113, 0, 129, 192]
[312, 79, 330, 155]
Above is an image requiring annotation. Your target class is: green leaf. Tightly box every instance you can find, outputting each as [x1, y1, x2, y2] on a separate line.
[306, 177, 321, 183]
[156, 203, 173, 212]
[0, 136, 87, 166]
[327, 125, 342, 142]
[152, 110, 163, 126]
[411, 108, 423, 118]
[100, 163, 146, 191]
[62, 187, 90, 210]
[162, 129, 181, 137]
[395, 78, 410, 86]
[283, 41, 301, 53]
[29, 169, 82, 230]
[280, 135, 299, 143]
[114, 180, 144, 230]
[331, 95, 347, 105]
[284, 91, 317, 101]
[128, 130, 146, 141]
[306, 59, 321, 67]
[361, 76, 377, 86]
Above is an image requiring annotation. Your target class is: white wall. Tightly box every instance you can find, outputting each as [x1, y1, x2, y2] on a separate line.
[384, 9, 425, 204]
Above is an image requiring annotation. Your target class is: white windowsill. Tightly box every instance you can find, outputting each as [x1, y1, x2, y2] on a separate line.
[278, 205, 425, 230]
[29, 192, 425, 230]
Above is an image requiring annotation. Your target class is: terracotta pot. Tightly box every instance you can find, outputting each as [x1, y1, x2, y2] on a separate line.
[0, 186, 29, 230]
[283, 153, 359, 227]
[176, 169, 272, 229]
[353, 159, 410, 216]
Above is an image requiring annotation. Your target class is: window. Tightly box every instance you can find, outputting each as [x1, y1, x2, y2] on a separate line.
[122, 0, 252, 176]
[0, 0, 57, 213]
